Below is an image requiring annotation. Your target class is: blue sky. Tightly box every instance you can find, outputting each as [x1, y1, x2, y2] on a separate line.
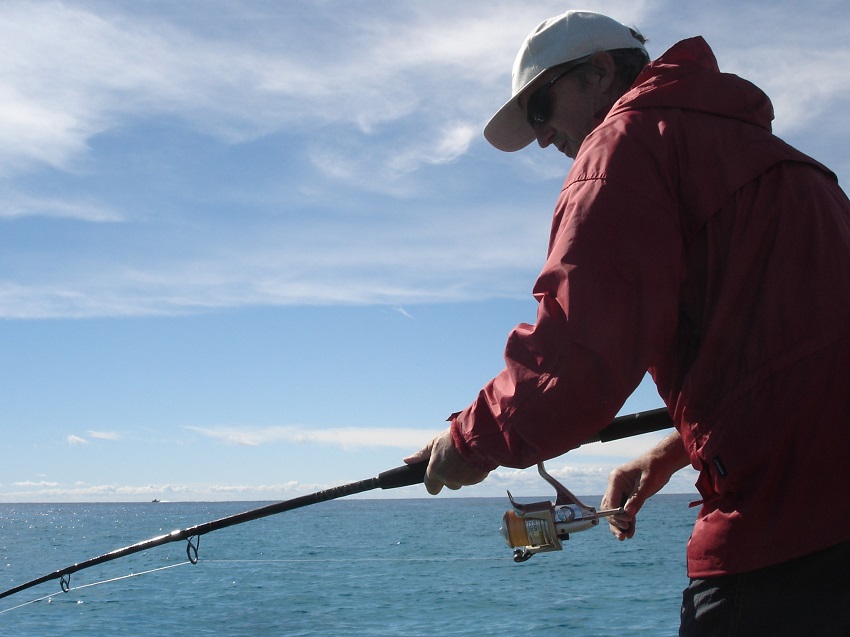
[2, 0, 848, 502]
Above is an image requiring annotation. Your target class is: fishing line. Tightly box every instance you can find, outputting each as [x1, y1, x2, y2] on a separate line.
[65, 560, 193, 592]
[0, 561, 193, 615]
[204, 556, 500, 564]
[0, 556, 498, 614]
[0, 591, 58, 614]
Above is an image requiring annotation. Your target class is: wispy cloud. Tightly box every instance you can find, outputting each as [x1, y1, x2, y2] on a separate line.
[0, 0, 847, 322]
[0, 1, 296, 174]
[88, 430, 121, 441]
[0, 478, 348, 502]
[12, 480, 60, 488]
[64, 431, 120, 445]
[0, 1, 648, 180]
[393, 307, 415, 319]
[0, 193, 123, 221]
[2, 0, 842, 179]
[0, 196, 550, 318]
[186, 425, 441, 450]
[1, 481, 193, 502]
[0, 2, 525, 175]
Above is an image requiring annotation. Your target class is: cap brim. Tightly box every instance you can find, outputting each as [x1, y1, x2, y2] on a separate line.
[483, 69, 547, 152]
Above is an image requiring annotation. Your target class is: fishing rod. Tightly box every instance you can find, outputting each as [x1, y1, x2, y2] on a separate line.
[0, 462, 428, 603]
[586, 406, 672, 444]
[0, 406, 671, 602]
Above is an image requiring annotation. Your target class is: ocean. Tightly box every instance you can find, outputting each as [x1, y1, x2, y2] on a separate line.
[0, 494, 697, 636]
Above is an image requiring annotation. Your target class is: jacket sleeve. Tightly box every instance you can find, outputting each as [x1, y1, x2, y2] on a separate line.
[451, 141, 684, 470]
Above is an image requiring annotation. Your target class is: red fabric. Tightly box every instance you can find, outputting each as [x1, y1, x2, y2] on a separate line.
[451, 37, 850, 576]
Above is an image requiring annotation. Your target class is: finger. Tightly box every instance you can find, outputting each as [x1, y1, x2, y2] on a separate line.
[423, 473, 444, 495]
[600, 483, 617, 510]
[608, 521, 634, 540]
[623, 491, 647, 517]
[423, 457, 445, 495]
[607, 519, 626, 541]
[601, 472, 634, 511]
[607, 509, 635, 538]
[617, 501, 637, 535]
[600, 492, 620, 511]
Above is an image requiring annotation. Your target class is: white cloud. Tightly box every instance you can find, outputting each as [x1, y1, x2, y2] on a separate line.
[205, 482, 307, 496]
[186, 425, 441, 450]
[568, 431, 671, 459]
[11, 480, 60, 488]
[1, 481, 192, 502]
[0, 193, 550, 318]
[2, 0, 842, 183]
[0, 478, 385, 503]
[66, 434, 89, 446]
[88, 430, 121, 441]
[0, 193, 123, 222]
[480, 460, 697, 500]
[0, 0, 846, 323]
[0, 1, 648, 179]
[385, 122, 479, 177]
[0, 2, 285, 174]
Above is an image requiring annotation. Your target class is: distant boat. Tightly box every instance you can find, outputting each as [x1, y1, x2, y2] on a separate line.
[151, 499, 160, 503]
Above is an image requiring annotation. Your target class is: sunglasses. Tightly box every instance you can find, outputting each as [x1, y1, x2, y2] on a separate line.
[526, 61, 587, 128]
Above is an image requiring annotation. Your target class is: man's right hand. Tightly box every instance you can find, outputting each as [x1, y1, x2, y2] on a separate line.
[403, 427, 490, 495]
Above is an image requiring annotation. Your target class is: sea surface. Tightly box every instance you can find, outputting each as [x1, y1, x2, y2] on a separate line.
[0, 494, 697, 636]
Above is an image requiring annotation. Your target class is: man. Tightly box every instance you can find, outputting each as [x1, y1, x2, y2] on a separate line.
[404, 9, 850, 636]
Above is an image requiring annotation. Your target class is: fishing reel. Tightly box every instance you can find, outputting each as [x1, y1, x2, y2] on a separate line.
[500, 463, 622, 562]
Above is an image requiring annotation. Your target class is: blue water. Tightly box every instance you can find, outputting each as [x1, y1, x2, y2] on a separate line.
[0, 495, 697, 636]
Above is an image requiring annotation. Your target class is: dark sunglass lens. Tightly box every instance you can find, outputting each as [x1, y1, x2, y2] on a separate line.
[526, 86, 550, 126]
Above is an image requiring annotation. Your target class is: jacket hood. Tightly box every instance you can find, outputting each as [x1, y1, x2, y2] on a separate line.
[611, 36, 775, 131]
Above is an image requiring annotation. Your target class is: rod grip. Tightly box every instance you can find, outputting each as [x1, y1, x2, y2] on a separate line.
[377, 461, 428, 489]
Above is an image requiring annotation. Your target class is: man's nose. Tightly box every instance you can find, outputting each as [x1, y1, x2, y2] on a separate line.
[534, 125, 555, 148]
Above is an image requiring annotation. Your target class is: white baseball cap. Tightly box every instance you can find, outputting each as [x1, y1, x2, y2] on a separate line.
[484, 10, 647, 152]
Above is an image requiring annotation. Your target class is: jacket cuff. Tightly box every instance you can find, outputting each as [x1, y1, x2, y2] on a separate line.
[449, 413, 500, 472]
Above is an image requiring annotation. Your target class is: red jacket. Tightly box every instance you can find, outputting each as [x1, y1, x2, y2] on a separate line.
[452, 37, 850, 577]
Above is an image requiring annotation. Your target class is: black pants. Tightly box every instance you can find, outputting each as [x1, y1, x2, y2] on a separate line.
[680, 541, 850, 636]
